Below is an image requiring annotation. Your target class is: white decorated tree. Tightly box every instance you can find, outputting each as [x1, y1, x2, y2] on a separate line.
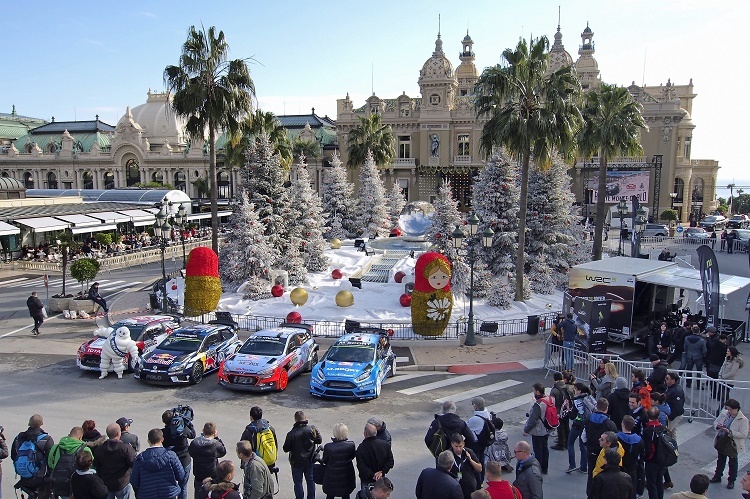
[425, 180, 469, 294]
[353, 150, 390, 238]
[289, 157, 329, 271]
[321, 152, 357, 239]
[282, 236, 307, 285]
[219, 193, 277, 299]
[385, 182, 406, 231]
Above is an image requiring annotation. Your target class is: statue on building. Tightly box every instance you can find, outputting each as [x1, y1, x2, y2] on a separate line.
[430, 133, 440, 158]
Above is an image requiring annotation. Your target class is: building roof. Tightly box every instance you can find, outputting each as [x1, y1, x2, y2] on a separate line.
[0, 177, 24, 190]
[0, 201, 148, 221]
[278, 113, 336, 129]
[27, 188, 190, 205]
[30, 119, 115, 135]
[14, 131, 111, 153]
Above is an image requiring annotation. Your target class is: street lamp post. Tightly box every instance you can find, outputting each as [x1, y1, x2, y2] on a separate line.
[153, 203, 172, 312]
[172, 202, 187, 269]
[617, 198, 628, 256]
[452, 213, 494, 347]
[634, 206, 648, 258]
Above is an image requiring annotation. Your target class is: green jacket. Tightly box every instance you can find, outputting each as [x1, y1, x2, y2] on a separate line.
[48, 436, 93, 469]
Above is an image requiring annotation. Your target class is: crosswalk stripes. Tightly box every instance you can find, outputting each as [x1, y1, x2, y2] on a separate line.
[383, 372, 442, 385]
[433, 379, 523, 404]
[397, 374, 486, 396]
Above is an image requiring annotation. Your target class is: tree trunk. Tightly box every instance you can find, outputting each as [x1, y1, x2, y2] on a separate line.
[209, 126, 219, 254]
[593, 155, 608, 260]
[515, 151, 531, 301]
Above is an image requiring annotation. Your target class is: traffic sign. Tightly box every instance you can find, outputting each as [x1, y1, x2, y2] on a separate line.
[676, 226, 684, 233]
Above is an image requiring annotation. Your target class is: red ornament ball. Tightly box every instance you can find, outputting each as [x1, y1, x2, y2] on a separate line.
[390, 227, 402, 237]
[435, 233, 441, 239]
[502, 183, 507, 189]
[286, 311, 302, 323]
[171, 284, 178, 290]
[271, 284, 284, 297]
[394, 271, 406, 283]
[399, 293, 412, 307]
[331, 269, 343, 280]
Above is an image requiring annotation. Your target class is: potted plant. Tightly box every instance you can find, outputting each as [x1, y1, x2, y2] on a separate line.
[69, 258, 101, 313]
[660, 209, 679, 236]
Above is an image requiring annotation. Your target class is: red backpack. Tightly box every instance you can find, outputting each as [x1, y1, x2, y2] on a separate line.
[540, 396, 560, 430]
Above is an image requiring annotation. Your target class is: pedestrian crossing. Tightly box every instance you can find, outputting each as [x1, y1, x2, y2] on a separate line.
[2, 276, 141, 295]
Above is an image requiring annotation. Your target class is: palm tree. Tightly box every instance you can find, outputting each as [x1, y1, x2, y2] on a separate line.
[578, 83, 647, 260]
[292, 137, 322, 163]
[727, 183, 736, 214]
[164, 25, 255, 253]
[474, 36, 582, 301]
[191, 177, 210, 199]
[225, 110, 293, 169]
[346, 113, 395, 168]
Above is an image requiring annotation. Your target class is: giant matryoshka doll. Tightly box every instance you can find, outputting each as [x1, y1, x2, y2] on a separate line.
[411, 252, 453, 337]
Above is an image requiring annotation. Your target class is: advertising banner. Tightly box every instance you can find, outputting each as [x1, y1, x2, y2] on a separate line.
[568, 267, 635, 339]
[588, 170, 650, 204]
[573, 296, 611, 353]
[697, 244, 720, 328]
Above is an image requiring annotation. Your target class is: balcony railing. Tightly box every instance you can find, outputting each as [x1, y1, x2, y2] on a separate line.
[392, 158, 416, 167]
[453, 155, 472, 164]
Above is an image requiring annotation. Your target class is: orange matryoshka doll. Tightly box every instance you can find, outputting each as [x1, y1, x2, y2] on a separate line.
[411, 252, 453, 337]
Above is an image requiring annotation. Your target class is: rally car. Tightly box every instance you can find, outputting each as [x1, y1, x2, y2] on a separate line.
[77, 315, 180, 373]
[218, 323, 319, 392]
[134, 323, 241, 385]
[310, 328, 396, 400]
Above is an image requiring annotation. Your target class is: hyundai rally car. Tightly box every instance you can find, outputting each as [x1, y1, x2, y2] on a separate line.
[77, 315, 180, 373]
[310, 328, 396, 400]
[218, 323, 319, 392]
[135, 323, 241, 385]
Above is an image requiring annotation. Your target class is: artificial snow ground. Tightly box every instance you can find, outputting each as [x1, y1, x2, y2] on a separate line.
[167, 243, 563, 325]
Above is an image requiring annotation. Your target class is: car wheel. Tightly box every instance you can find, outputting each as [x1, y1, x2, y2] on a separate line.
[190, 363, 204, 385]
[388, 358, 396, 378]
[277, 369, 289, 391]
[306, 351, 319, 372]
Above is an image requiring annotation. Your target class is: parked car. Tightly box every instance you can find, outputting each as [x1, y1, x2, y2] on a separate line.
[77, 315, 181, 373]
[733, 228, 750, 242]
[642, 223, 669, 237]
[135, 323, 241, 385]
[727, 214, 749, 229]
[310, 328, 396, 400]
[700, 215, 727, 232]
[218, 323, 319, 392]
[683, 227, 709, 239]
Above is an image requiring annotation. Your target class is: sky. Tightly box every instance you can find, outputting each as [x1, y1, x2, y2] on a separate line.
[2, 0, 747, 180]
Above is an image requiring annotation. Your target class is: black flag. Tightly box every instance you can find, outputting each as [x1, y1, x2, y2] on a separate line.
[697, 244, 720, 328]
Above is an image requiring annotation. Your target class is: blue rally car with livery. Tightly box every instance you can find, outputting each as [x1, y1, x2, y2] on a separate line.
[310, 328, 396, 400]
[135, 323, 241, 385]
[218, 323, 319, 392]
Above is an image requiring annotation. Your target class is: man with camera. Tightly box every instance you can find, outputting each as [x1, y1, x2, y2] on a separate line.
[189, 422, 226, 498]
[162, 408, 196, 499]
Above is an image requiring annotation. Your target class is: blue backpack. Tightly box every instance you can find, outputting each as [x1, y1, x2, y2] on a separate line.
[14, 433, 47, 479]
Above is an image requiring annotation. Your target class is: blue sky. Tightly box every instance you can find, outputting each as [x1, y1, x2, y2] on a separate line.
[1, 0, 747, 179]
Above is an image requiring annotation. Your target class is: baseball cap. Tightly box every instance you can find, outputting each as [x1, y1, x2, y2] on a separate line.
[649, 354, 660, 362]
[116, 417, 133, 430]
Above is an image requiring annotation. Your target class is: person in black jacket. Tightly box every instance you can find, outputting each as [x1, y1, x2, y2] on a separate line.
[240, 406, 278, 468]
[583, 398, 618, 495]
[116, 417, 139, 453]
[647, 355, 669, 393]
[282, 410, 322, 499]
[367, 418, 391, 447]
[642, 407, 668, 499]
[70, 451, 108, 499]
[618, 415, 645, 499]
[196, 460, 241, 499]
[27, 291, 44, 335]
[88, 282, 108, 313]
[92, 423, 136, 499]
[11, 414, 55, 499]
[321, 423, 356, 499]
[416, 451, 462, 499]
[355, 423, 394, 491]
[667, 325, 687, 366]
[606, 377, 631, 429]
[665, 373, 685, 436]
[706, 331, 728, 397]
[590, 448, 634, 499]
[424, 401, 476, 454]
[161, 409, 196, 499]
[188, 422, 226, 497]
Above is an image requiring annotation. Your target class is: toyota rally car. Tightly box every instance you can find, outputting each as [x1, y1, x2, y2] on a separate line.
[135, 323, 241, 385]
[77, 315, 180, 373]
[218, 323, 319, 392]
[310, 328, 396, 400]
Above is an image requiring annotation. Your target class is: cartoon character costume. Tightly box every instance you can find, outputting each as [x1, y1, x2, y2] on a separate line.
[98, 326, 138, 379]
[411, 252, 453, 336]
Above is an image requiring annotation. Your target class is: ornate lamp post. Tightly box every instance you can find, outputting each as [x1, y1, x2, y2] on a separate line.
[153, 203, 171, 312]
[634, 206, 648, 257]
[617, 198, 628, 256]
[172, 202, 188, 269]
[452, 213, 494, 347]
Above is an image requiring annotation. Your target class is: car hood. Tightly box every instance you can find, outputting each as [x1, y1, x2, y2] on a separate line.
[223, 353, 281, 374]
[142, 349, 190, 366]
[318, 360, 372, 378]
[82, 337, 107, 353]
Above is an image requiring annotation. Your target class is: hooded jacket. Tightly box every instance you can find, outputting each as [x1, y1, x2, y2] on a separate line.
[197, 477, 241, 499]
[26, 295, 44, 318]
[425, 413, 476, 451]
[583, 413, 617, 454]
[48, 436, 93, 469]
[592, 442, 624, 477]
[130, 446, 184, 499]
[93, 438, 136, 492]
[617, 432, 644, 471]
[606, 378, 631, 428]
[513, 456, 543, 499]
[683, 334, 707, 361]
[647, 360, 669, 393]
[719, 356, 744, 380]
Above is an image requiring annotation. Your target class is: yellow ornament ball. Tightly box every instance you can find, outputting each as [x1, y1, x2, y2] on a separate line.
[330, 238, 342, 249]
[335, 290, 354, 307]
[290, 287, 309, 306]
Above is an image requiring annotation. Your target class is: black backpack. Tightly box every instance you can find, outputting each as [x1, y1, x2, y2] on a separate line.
[475, 413, 497, 449]
[658, 430, 679, 467]
[51, 443, 85, 497]
[427, 416, 448, 457]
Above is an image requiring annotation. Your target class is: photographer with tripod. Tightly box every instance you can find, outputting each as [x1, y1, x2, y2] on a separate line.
[162, 406, 196, 499]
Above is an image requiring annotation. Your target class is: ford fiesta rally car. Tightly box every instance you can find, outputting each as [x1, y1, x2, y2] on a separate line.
[135, 323, 241, 385]
[77, 315, 180, 372]
[310, 328, 396, 400]
[218, 323, 319, 391]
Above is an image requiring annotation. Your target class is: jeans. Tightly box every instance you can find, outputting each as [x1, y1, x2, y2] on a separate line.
[292, 463, 315, 499]
[531, 434, 549, 473]
[644, 462, 665, 499]
[715, 451, 739, 483]
[107, 485, 131, 499]
[567, 425, 587, 470]
[556, 417, 570, 448]
[92, 296, 108, 311]
[32, 315, 43, 332]
[685, 358, 704, 386]
[178, 463, 191, 499]
[563, 341, 575, 370]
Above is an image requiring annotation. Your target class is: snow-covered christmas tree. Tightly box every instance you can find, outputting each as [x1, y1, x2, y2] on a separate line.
[353, 150, 390, 238]
[321, 152, 357, 239]
[385, 182, 406, 231]
[219, 193, 277, 299]
[425, 180, 469, 294]
[288, 157, 329, 272]
[282, 236, 308, 285]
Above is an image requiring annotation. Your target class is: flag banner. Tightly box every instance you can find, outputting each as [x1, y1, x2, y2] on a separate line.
[697, 244, 720, 328]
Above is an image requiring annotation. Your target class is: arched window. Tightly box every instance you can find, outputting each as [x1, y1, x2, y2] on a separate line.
[83, 171, 94, 189]
[24, 143, 33, 153]
[103, 172, 115, 190]
[152, 171, 164, 185]
[673, 178, 685, 203]
[125, 158, 140, 187]
[2, 171, 10, 178]
[47, 172, 58, 189]
[46, 143, 57, 154]
[175, 172, 186, 192]
[23, 172, 34, 189]
[217, 172, 231, 199]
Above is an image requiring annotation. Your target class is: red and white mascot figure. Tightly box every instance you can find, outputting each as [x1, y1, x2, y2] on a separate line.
[98, 326, 138, 379]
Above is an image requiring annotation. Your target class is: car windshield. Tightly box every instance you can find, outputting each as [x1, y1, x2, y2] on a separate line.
[111, 323, 146, 340]
[732, 216, 744, 220]
[239, 338, 285, 356]
[327, 345, 375, 363]
[704, 217, 719, 222]
[157, 336, 201, 352]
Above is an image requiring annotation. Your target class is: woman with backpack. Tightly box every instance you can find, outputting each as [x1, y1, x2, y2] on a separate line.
[567, 383, 595, 474]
